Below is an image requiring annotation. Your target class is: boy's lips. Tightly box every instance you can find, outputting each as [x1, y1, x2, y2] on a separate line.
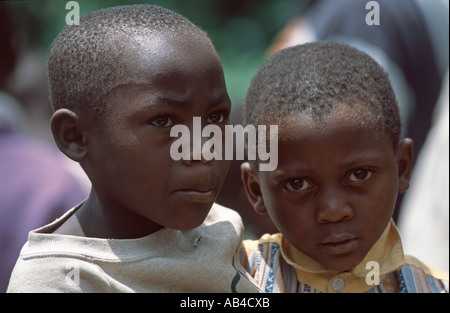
[320, 235, 360, 255]
[172, 171, 221, 203]
[173, 185, 217, 203]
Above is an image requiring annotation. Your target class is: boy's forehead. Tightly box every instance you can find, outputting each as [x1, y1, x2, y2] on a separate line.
[278, 105, 382, 143]
[111, 30, 220, 86]
[97, 29, 227, 114]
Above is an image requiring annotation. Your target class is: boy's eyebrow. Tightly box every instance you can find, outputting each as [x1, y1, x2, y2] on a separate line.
[270, 152, 386, 180]
[154, 95, 189, 106]
[340, 155, 386, 170]
[150, 93, 231, 108]
[132, 97, 187, 114]
[110, 82, 231, 113]
[270, 169, 301, 182]
[129, 87, 231, 112]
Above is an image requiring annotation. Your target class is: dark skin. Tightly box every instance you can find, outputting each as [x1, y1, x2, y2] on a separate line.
[241, 109, 414, 272]
[51, 30, 231, 239]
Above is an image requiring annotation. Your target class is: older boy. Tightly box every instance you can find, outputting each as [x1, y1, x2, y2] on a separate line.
[7, 5, 261, 293]
[240, 42, 448, 293]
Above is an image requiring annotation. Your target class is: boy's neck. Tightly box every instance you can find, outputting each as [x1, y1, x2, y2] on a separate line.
[55, 189, 164, 239]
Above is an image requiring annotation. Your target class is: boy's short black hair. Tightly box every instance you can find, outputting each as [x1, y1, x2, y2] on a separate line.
[48, 4, 212, 118]
[243, 42, 401, 150]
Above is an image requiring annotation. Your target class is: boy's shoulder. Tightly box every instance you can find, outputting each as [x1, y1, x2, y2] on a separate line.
[7, 253, 112, 292]
[205, 202, 243, 226]
[404, 255, 449, 283]
[241, 233, 283, 271]
[243, 233, 282, 252]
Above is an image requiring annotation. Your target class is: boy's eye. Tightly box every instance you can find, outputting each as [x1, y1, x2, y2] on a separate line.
[348, 169, 374, 183]
[150, 116, 174, 128]
[285, 178, 312, 192]
[206, 112, 225, 124]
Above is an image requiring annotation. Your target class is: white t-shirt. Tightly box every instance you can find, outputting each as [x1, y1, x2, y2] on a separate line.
[7, 203, 261, 293]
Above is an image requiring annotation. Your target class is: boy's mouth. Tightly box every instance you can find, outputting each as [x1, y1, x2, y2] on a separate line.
[320, 235, 360, 255]
[174, 187, 216, 203]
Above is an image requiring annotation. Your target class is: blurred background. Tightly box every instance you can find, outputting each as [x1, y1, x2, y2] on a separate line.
[2, 0, 308, 141]
[1, 0, 448, 292]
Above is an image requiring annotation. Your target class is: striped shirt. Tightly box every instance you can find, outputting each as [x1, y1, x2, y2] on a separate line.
[241, 221, 448, 293]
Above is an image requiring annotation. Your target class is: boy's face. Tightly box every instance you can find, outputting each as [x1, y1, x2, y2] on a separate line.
[82, 32, 231, 231]
[242, 110, 413, 271]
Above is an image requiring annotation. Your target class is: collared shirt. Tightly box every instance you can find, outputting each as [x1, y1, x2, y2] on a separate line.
[241, 221, 449, 293]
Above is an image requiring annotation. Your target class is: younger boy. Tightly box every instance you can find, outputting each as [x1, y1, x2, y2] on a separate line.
[7, 5, 261, 293]
[240, 42, 449, 293]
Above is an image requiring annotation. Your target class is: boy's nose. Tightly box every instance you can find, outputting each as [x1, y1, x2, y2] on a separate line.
[182, 137, 217, 166]
[315, 187, 354, 223]
[182, 151, 212, 165]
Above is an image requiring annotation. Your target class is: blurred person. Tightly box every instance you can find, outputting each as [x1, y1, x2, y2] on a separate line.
[398, 72, 449, 272]
[0, 2, 89, 292]
[0, 95, 90, 292]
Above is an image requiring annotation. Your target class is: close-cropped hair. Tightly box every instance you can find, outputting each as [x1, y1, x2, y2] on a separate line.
[48, 4, 212, 118]
[243, 41, 402, 151]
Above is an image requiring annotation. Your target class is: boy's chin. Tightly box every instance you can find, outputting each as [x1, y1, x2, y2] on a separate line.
[167, 211, 212, 231]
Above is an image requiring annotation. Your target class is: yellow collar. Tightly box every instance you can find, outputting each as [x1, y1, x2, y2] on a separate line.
[281, 220, 405, 292]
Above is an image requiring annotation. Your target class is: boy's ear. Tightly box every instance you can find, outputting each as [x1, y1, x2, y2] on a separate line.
[50, 108, 88, 162]
[240, 162, 267, 215]
[397, 138, 414, 193]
